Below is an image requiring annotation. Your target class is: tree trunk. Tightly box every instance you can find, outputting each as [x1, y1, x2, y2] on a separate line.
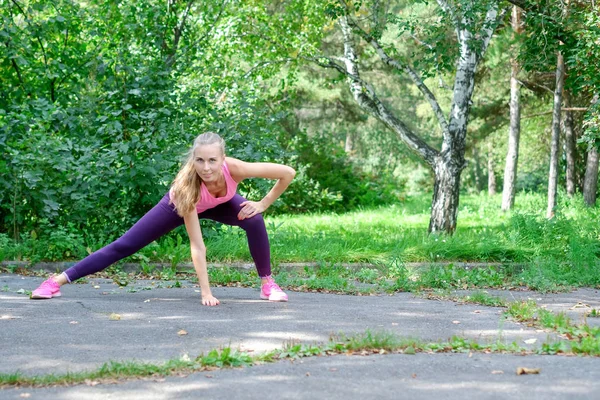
[430, 156, 462, 234]
[564, 91, 577, 196]
[472, 145, 483, 192]
[333, 3, 499, 234]
[488, 141, 496, 196]
[501, 5, 523, 211]
[583, 146, 599, 206]
[345, 131, 354, 153]
[547, 51, 565, 219]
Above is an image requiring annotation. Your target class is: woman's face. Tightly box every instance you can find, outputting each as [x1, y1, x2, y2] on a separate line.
[193, 144, 224, 183]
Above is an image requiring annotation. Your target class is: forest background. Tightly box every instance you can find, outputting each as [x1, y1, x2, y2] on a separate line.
[1, 0, 599, 289]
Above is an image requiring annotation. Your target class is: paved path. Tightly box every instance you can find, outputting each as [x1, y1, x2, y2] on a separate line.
[1, 274, 599, 399]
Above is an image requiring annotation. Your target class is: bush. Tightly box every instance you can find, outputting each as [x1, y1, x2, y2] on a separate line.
[272, 131, 403, 213]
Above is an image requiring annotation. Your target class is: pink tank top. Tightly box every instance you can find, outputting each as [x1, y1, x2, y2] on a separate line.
[169, 161, 238, 214]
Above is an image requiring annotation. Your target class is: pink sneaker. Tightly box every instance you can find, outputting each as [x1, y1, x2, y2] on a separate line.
[260, 277, 288, 302]
[31, 278, 62, 299]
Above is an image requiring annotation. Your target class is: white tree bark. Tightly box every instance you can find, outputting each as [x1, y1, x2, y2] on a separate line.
[547, 51, 565, 219]
[501, 6, 523, 211]
[331, 1, 499, 234]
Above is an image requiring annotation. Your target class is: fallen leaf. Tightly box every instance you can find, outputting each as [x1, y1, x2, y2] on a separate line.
[178, 329, 188, 336]
[523, 338, 537, 344]
[404, 346, 416, 355]
[84, 379, 100, 386]
[468, 352, 473, 358]
[379, 349, 387, 355]
[570, 302, 591, 310]
[491, 370, 504, 375]
[109, 313, 121, 321]
[411, 373, 417, 378]
[473, 310, 482, 314]
[205, 374, 213, 378]
[305, 372, 310, 377]
[516, 367, 541, 375]
[452, 320, 461, 324]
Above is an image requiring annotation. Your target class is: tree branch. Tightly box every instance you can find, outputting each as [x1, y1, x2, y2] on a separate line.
[477, 2, 503, 62]
[436, 0, 460, 29]
[166, 0, 195, 68]
[344, 16, 450, 139]
[337, 17, 438, 166]
[184, 0, 228, 57]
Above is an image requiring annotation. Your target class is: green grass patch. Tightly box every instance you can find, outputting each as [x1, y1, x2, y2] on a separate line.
[4, 192, 600, 291]
[422, 290, 508, 308]
[0, 331, 529, 388]
[506, 300, 600, 355]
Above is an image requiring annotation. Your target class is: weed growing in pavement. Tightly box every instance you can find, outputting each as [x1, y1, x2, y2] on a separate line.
[587, 309, 600, 318]
[421, 290, 508, 308]
[506, 300, 600, 356]
[461, 291, 508, 307]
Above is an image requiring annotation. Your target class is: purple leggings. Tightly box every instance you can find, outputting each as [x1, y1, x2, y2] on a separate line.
[63, 193, 271, 282]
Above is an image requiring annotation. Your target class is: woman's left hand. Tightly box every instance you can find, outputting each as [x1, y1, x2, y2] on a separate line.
[238, 200, 266, 220]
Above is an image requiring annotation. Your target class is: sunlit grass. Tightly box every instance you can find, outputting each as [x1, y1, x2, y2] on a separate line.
[3, 192, 600, 290]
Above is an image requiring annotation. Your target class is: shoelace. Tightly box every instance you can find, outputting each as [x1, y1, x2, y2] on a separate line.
[266, 281, 282, 291]
[39, 280, 57, 289]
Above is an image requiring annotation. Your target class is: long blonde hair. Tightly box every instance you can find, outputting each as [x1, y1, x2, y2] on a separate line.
[170, 132, 226, 216]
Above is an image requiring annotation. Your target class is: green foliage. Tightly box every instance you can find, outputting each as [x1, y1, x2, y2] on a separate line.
[196, 348, 253, 368]
[278, 131, 403, 213]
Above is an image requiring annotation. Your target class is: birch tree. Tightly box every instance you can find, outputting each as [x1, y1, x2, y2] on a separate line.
[308, 0, 504, 233]
[500, 5, 523, 211]
[546, 51, 564, 219]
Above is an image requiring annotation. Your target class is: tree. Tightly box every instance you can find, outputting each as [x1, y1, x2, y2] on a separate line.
[306, 0, 504, 233]
[500, 5, 523, 211]
[546, 51, 564, 219]
[583, 146, 599, 206]
[564, 91, 577, 196]
[513, 0, 599, 213]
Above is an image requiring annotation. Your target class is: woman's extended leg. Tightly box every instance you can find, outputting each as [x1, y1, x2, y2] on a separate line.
[31, 194, 184, 299]
[200, 194, 287, 301]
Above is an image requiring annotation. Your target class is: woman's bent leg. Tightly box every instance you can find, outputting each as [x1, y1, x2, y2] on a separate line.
[200, 194, 287, 301]
[200, 194, 271, 277]
[64, 194, 184, 282]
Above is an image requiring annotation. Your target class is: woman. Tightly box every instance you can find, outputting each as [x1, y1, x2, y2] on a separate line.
[31, 132, 295, 306]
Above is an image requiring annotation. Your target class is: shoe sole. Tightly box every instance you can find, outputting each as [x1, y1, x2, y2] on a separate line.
[260, 294, 288, 302]
[30, 293, 61, 299]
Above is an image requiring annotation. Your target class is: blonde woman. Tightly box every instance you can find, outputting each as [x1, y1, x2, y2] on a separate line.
[31, 132, 295, 305]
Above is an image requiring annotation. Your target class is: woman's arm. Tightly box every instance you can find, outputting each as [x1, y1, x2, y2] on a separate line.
[183, 211, 220, 306]
[226, 157, 296, 220]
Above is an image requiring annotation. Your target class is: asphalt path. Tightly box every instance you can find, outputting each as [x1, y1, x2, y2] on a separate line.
[1, 274, 599, 399]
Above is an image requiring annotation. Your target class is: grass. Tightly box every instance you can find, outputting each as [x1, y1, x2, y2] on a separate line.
[422, 290, 508, 307]
[6, 319, 600, 389]
[2, 192, 600, 292]
[506, 300, 600, 355]
[0, 330, 528, 388]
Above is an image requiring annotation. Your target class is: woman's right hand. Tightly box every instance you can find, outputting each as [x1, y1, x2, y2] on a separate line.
[201, 294, 220, 306]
